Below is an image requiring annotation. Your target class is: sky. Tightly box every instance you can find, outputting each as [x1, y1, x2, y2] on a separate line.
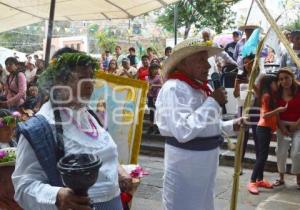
[231, 0, 283, 30]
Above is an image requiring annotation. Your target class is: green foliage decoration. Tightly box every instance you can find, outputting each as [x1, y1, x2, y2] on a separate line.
[37, 53, 99, 95]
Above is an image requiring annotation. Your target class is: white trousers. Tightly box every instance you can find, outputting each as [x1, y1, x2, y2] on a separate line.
[163, 144, 219, 210]
[276, 123, 300, 174]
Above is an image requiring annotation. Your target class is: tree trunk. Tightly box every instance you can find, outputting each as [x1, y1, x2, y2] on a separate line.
[184, 24, 191, 39]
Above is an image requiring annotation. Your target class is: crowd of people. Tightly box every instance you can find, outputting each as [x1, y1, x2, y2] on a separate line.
[96, 45, 170, 134]
[0, 55, 45, 119]
[1, 25, 300, 210]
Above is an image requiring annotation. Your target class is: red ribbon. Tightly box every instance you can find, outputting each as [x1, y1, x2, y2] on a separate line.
[121, 192, 132, 210]
[168, 71, 212, 96]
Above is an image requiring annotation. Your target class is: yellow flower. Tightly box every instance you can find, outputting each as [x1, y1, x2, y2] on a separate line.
[50, 58, 57, 65]
[205, 40, 213, 46]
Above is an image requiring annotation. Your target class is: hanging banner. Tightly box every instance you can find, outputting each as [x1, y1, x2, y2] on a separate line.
[89, 71, 148, 164]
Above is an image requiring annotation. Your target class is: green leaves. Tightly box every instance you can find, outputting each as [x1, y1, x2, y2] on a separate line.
[285, 15, 300, 31]
[0, 150, 16, 163]
[96, 31, 117, 53]
[37, 52, 99, 95]
[156, 0, 240, 39]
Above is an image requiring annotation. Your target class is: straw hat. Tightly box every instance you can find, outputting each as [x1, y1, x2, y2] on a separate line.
[163, 37, 223, 76]
[238, 25, 261, 31]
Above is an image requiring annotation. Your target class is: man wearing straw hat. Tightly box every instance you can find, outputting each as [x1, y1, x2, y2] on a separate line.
[234, 25, 261, 70]
[155, 38, 243, 210]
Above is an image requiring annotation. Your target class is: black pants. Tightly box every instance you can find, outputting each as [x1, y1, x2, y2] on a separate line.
[250, 126, 272, 182]
[242, 124, 258, 160]
[238, 106, 259, 161]
[147, 96, 155, 123]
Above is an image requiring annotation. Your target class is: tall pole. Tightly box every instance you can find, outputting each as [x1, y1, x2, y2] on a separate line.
[45, 0, 56, 67]
[241, 0, 255, 36]
[129, 19, 131, 45]
[174, 3, 178, 45]
[230, 9, 284, 210]
[255, 0, 300, 68]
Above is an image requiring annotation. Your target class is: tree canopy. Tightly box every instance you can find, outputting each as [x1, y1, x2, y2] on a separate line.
[0, 22, 44, 53]
[0, 21, 85, 53]
[284, 15, 300, 31]
[157, 0, 240, 39]
[96, 31, 117, 53]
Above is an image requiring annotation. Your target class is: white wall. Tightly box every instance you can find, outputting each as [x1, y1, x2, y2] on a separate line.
[0, 47, 26, 67]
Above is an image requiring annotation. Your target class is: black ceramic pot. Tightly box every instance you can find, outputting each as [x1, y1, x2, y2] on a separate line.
[57, 153, 102, 196]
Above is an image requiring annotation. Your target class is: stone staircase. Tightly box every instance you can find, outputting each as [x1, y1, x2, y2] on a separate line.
[140, 114, 292, 173]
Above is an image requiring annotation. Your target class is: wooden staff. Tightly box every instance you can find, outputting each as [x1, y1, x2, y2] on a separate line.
[230, 7, 284, 209]
[230, 37, 264, 210]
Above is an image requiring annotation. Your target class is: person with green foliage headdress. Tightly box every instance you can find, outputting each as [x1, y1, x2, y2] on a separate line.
[12, 49, 133, 210]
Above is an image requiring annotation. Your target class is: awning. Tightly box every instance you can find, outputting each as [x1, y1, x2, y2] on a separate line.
[0, 0, 179, 33]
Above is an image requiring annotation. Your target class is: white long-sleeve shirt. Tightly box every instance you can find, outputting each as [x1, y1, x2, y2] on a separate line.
[12, 102, 120, 210]
[156, 79, 236, 210]
[155, 79, 235, 142]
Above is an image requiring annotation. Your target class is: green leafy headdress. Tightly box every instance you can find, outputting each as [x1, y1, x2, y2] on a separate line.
[37, 52, 99, 96]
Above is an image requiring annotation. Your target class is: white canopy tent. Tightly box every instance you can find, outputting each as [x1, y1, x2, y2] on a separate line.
[0, 0, 179, 33]
[0, 0, 180, 63]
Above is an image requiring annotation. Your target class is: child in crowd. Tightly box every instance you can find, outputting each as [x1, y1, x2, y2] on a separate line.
[145, 63, 162, 134]
[247, 74, 287, 194]
[137, 55, 150, 81]
[265, 47, 276, 64]
[23, 85, 41, 112]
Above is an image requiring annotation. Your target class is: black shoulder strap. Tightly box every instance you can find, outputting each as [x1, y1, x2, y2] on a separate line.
[87, 109, 103, 127]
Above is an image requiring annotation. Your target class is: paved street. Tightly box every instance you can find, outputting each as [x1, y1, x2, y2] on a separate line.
[131, 155, 300, 210]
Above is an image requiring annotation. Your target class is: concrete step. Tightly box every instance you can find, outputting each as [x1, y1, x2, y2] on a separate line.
[222, 138, 277, 156]
[219, 149, 292, 173]
[140, 137, 292, 173]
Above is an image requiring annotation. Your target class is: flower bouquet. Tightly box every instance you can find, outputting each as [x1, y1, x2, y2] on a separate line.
[120, 165, 149, 210]
[0, 111, 21, 128]
[0, 148, 16, 167]
[0, 111, 21, 142]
